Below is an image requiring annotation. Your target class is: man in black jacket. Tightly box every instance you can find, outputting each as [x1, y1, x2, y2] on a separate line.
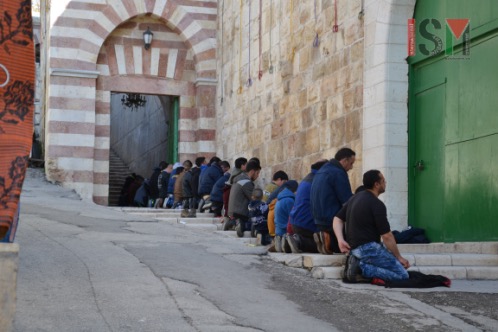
[181, 156, 205, 218]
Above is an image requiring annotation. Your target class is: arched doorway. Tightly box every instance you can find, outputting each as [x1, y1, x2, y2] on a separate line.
[45, 1, 218, 205]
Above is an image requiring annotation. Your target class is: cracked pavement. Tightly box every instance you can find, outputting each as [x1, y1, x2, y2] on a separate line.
[13, 169, 498, 331]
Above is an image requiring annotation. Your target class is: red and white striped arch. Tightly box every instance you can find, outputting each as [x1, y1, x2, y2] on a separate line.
[46, 0, 217, 204]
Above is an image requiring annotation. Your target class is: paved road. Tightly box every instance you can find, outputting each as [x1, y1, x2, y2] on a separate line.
[13, 169, 498, 331]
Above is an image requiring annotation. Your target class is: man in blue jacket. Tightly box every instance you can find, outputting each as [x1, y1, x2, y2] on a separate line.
[310, 148, 356, 254]
[209, 160, 231, 216]
[286, 160, 328, 253]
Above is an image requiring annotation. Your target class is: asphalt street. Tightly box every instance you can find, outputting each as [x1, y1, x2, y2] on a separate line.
[12, 168, 498, 332]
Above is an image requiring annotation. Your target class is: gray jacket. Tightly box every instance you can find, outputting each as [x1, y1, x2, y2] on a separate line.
[227, 172, 254, 218]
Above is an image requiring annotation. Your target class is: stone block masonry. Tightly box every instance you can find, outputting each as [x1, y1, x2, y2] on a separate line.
[216, 0, 364, 188]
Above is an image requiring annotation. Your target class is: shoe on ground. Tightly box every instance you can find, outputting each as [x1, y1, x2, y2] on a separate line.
[319, 231, 334, 255]
[187, 208, 197, 218]
[282, 234, 292, 253]
[286, 234, 302, 254]
[223, 218, 235, 231]
[256, 233, 263, 246]
[313, 233, 325, 254]
[250, 224, 257, 238]
[235, 219, 245, 237]
[274, 236, 282, 252]
[342, 254, 370, 283]
[181, 209, 189, 218]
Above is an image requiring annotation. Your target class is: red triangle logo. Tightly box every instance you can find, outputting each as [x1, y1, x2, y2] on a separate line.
[446, 19, 470, 39]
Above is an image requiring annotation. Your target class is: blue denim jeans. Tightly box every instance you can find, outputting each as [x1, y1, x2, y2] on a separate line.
[352, 242, 409, 281]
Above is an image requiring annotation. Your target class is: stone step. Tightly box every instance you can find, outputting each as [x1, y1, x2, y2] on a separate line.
[311, 266, 498, 280]
[213, 230, 253, 238]
[311, 266, 343, 279]
[270, 252, 498, 280]
[399, 242, 498, 254]
[155, 217, 220, 224]
[118, 208, 215, 218]
[301, 253, 498, 269]
[410, 266, 498, 280]
[403, 253, 498, 267]
[302, 254, 346, 268]
[267, 253, 304, 268]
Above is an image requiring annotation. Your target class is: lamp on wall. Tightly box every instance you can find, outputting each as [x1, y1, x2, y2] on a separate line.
[121, 93, 146, 111]
[143, 27, 153, 50]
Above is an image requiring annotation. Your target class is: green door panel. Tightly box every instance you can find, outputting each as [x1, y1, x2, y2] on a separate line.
[409, 1, 498, 242]
[410, 75, 446, 241]
[445, 135, 498, 241]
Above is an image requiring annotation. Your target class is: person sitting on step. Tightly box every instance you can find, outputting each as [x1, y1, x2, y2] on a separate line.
[286, 160, 328, 254]
[227, 160, 261, 237]
[274, 180, 299, 253]
[333, 170, 410, 282]
[248, 188, 271, 245]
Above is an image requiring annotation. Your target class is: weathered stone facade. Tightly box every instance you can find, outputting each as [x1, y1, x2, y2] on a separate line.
[38, 0, 416, 230]
[216, 0, 415, 230]
[216, 0, 364, 189]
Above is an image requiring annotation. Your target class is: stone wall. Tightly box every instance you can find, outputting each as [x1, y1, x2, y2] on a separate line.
[216, 0, 364, 188]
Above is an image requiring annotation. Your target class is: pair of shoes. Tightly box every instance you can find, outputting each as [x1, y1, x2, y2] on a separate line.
[320, 231, 334, 255]
[281, 235, 292, 253]
[274, 236, 282, 252]
[286, 234, 302, 254]
[235, 219, 245, 237]
[313, 233, 324, 254]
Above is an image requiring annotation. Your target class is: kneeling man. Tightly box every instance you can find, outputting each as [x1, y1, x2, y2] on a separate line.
[333, 170, 410, 281]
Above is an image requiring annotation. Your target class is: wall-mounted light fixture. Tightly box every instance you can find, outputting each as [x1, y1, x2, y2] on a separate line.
[143, 27, 153, 50]
[121, 93, 146, 111]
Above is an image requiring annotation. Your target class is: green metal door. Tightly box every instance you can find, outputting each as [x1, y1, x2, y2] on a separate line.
[410, 66, 446, 241]
[167, 97, 179, 163]
[409, 0, 498, 242]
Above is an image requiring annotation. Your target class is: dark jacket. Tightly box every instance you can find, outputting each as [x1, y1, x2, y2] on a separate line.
[148, 167, 161, 199]
[310, 159, 352, 227]
[158, 171, 171, 199]
[210, 172, 230, 203]
[228, 172, 254, 218]
[182, 166, 201, 198]
[167, 168, 178, 195]
[289, 170, 318, 232]
[248, 200, 269, 232]
[275, 187, 295, 236]
[134, 180, 151, 207]
[199, 163, 223, 196]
